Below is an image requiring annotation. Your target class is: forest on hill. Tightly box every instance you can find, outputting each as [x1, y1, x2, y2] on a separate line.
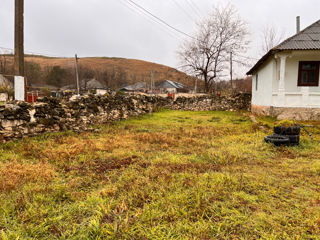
[0, 55, 197, 90]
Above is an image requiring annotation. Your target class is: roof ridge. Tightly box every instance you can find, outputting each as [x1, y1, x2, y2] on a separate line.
[274, 19, 320, 50]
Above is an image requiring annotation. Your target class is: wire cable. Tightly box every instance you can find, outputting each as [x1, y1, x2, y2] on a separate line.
[171, 0, 197, 22]
[118, 0, 184, 41]
[187, 0, 203, 16]
[184, 0, 202, 19]
[125, 0, 196, 40]
[233, 53, 259, 61]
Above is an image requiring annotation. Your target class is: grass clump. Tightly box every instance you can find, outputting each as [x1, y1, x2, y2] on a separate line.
[0, 110, 319, 239]
[276, 119, 296, 127]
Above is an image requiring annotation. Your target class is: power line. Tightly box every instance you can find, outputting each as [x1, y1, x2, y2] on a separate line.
[187, 0, 203, 16]
[233, 53, 259, 61]
[184, 0, 202, 19]
[122, 0, 185, 40]
[117, 0, 184, 41]
[171, 0, 197, 22]
[124, 0, 196, 40]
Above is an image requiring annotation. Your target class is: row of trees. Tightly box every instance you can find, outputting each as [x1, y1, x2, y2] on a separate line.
[0, 59, 130, 89]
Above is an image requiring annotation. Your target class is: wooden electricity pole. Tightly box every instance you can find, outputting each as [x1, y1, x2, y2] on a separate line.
[150, 71, 154, 93]
[230, 51, 233, 89]
[14, 0, 24, 76]
[75, 54, 80, 95]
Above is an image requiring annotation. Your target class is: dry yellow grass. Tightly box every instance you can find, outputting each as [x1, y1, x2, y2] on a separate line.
[0, 162, 56, 192]
[0, 110, 319, 239]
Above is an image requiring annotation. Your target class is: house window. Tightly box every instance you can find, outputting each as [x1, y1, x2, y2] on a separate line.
[298, 61, 320, 87]
[255, 74, 258, 91]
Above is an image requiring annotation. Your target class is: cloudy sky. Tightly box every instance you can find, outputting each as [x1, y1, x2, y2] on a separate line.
[0, 0, 319, 76]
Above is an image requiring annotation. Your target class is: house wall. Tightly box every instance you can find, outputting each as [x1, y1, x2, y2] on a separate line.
[96, 89, 108, 95]
[284, 51, 320, 93]
[163, 88, 177, 93]
[272, 51, 320, 93]
[252, 59, 274, 106]
[251, 51, 320, 118]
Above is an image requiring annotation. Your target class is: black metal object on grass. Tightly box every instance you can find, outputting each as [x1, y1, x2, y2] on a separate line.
[265, 126, 301, 146]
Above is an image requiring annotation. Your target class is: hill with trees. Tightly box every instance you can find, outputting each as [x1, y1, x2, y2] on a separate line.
[0, 55, 197, 90]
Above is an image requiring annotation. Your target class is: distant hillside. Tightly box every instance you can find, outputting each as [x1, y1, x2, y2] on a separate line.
[0, 55, 197, 89]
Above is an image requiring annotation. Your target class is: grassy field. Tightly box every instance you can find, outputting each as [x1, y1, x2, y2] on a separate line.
[0, 110, 320, 239]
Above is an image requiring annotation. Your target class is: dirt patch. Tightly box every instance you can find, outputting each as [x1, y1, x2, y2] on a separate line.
[155, 162, 221, 173]
[276, 148, 297, 159]
[65, 156, 139, 175]
[134, 133, 177, 146]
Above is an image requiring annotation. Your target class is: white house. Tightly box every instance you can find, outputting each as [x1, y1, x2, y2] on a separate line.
[247, 18, 320, 120]
[157, 80, 189, 93]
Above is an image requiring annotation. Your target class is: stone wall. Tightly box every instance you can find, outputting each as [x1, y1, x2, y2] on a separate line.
[173, 93, 251, 111]
[0, 93, 251, 142]
[251, 104, 320, 121]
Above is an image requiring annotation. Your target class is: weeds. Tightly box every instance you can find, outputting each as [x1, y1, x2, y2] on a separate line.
[0, 110, 319, 239]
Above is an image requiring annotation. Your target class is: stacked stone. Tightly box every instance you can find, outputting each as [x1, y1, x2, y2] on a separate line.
[0, 101, 32, 139]
[172, 93, 251, 111]
[0, 93, 173, 142]
[0, 93, 251, 142]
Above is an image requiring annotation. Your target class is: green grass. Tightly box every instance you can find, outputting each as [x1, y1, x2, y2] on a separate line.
[0, 110, 320, 239]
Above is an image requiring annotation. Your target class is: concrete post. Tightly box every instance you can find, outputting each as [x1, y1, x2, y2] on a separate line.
[278, 55, 287, 107]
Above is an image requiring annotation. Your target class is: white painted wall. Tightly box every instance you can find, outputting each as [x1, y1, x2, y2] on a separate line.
[253, 50, 320, 108]
[283, 51, 320, 93]
[96, 89, 108, 95]
[252, 59, 274, 106]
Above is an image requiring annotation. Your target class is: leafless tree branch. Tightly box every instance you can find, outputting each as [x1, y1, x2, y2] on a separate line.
[178, 3, 250, 92]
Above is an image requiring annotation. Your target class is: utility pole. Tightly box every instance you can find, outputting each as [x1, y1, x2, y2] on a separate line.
[150, 71, 154, 93]
[75, 54, 80, 95]
[14, 0, 24, 76]
[230, 51, 233, 89]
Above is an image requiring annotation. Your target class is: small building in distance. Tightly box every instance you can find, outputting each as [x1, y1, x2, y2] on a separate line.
[0, 74, 13, 88]
[120, 82, 147, 93]
[61, 79, 109, 95]
[0, 74, 13, 102]
[81, 79, 108, 95]
[157, 80, 189, 93]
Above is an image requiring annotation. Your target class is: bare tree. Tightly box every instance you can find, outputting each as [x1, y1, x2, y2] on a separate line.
[79, 66, 95, 91]
[260, 25, 286, 54]
[178, 4, 249, 92]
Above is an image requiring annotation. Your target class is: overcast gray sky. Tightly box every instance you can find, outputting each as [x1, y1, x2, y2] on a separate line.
[0, 0, 319, 77]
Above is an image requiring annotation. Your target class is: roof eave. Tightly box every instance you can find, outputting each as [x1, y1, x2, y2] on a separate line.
[246, 50, 279, 75]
